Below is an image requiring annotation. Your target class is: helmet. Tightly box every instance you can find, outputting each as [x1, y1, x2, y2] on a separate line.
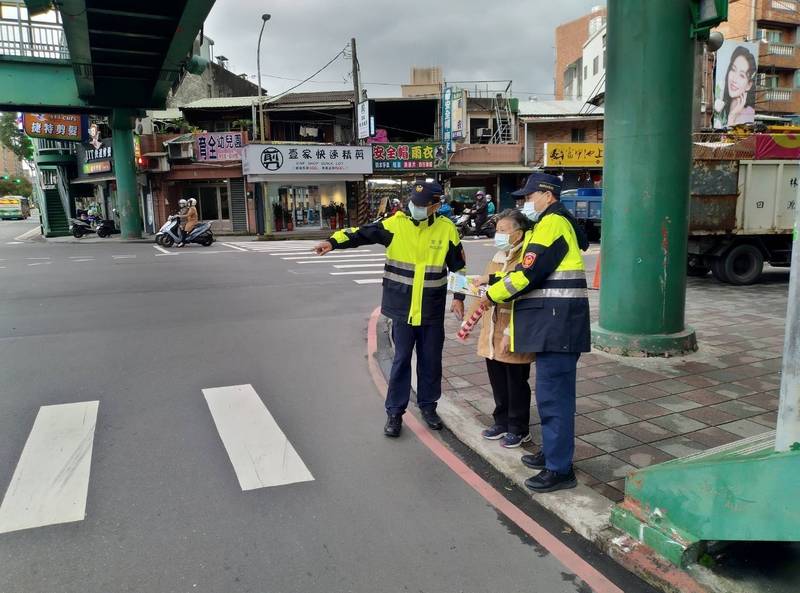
[392, 198, 400, 206]
[188, 198, 197, 207]
[87, 208, 96, 216]
[178, 199, 188, 207]
[475, 190, 486, 197]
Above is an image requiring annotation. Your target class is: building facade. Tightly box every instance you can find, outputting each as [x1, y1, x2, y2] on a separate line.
[555, 6, 607, 100]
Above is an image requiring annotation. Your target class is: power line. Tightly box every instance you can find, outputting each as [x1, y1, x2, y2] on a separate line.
[262, 46, 349, 103]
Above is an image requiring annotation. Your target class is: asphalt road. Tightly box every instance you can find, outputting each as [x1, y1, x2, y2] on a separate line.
[0, 222, 640, 593]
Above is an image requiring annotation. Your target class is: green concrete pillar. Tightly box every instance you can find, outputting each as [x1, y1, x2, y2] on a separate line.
[111, 109, 142, 240]
[591, 0, 698, 356]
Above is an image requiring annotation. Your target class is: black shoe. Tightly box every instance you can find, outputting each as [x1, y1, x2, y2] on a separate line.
[521, 451, 546, 470]
[420, 408, 443, 430]
[525, 469, 577, 493]
[384, 414, 402, 438]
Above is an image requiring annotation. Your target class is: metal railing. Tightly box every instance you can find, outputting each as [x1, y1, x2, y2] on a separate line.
[34, 138, 75, 154]
[765, 88, 794, 102]
[771, 0, 798, 12]
[0, 18, 68, 60]
[767, 42, 796, 57]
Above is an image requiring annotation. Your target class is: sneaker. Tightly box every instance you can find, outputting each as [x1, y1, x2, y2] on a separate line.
[525, 468, 578, 493]
[521, 451, 546, 470]
[384, 413, 402, 438]
[481, 424, 507, 440]
[420, 408, 443, 430]
[501, 432, 532, 449]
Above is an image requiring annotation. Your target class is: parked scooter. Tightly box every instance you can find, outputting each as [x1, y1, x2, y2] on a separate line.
[454, 208, 497, 238]
[70, 216, 97, 238]
[155, 215, 214, 247]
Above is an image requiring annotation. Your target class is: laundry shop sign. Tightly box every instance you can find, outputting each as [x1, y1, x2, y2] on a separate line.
[242, 144, 373, 175]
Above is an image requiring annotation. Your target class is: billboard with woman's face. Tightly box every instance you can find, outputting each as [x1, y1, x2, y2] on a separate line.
[713, 41, 759, 129]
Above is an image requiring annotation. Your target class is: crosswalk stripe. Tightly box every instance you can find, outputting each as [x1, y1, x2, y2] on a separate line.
[330, 270, 384, 275]
[222, 242, 249, 252]
[353, 278, 383, 284]
[297, 257, 385, 265]
[279, 250, 375, 259]
[0, 401, 99, 535]
[333, 263, 385, 269]
[202, 384, 313, 491]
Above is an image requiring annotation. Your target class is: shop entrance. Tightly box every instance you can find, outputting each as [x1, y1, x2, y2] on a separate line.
[268, 181, 348, 232]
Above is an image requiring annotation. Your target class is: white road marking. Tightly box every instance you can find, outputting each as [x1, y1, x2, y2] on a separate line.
[278, 250, 375, 259]
[153, 245, 171, 255]
[332, 263, 385, 269]
[25, 257, 50, 260]
[14, 226, 41, 241]
[296, 257, 385, 265]
[222, 242, 249, 252]
[27, 262, 51, 266]
[112, 255, 136, 259]
[329, 270, 384, 275]
[0, 401, 99, 535]
[5, 241, 23, 245]
[72, 259, 94, 262]
[202, 384, 313, 491]
[353, 278, 383, 284]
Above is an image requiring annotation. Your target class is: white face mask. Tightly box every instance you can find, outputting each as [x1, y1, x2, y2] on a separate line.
[493, 232, 511, 251]
[522, 201, 539, 221]
[409, 203, 430, 221]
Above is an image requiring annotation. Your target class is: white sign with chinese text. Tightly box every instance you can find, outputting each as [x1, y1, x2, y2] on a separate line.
[242, 144, 373, 175]
[196, 132, 244, 161]
[357, 101, 371, 139]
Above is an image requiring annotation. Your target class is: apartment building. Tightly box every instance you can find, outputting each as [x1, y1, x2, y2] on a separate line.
[554, 5, 606, 100]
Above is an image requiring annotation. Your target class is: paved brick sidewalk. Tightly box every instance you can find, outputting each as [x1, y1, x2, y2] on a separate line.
[442, 272, 789, 502]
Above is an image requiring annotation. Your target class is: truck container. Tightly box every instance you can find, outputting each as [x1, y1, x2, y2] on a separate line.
[687, 159, 796, 284]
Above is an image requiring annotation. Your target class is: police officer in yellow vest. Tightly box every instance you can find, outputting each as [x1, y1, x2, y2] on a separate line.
[314, 181, 466, 437]
[479, 172, 590, 493]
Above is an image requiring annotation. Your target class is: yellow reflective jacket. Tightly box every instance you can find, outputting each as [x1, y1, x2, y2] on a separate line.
[329, 212, 466, 326]
[486, 202, 590, 353]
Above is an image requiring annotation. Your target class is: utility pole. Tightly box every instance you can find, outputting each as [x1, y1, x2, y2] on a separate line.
[351, 37, 361, 143]
[591, 0, 698, 356]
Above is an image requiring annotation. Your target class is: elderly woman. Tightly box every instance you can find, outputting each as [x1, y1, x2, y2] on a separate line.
[471, 209, 536, 448]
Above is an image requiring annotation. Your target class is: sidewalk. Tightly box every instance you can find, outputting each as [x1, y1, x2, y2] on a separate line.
[371, 269, 792, 593]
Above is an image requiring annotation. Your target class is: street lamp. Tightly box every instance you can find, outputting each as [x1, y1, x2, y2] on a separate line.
[256, 13, 271, 142]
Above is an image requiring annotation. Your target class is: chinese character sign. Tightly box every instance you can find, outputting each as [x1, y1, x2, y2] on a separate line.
[242, 144, 373, 176]
[451, 90, 466, 140]
[371, 143, 447, 171]
[23, 113, 86, 141]
[543, 142, 604, 168]
[195, 132, 244, 162]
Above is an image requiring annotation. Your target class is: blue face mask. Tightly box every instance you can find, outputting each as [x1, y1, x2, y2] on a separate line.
[408, 203, 430, 221]
[522, 201, 539, 221]
[494, 233, 512, 251]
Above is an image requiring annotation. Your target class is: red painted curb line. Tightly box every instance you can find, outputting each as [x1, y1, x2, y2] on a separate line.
[367, 307, 624, 593]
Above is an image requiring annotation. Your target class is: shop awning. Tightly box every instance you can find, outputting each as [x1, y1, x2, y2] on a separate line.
[71, 174, 116, 184]
[246, 174, 365, 183]
[164, 133, 195, 145]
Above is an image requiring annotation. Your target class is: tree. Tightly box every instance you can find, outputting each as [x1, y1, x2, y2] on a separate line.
[0, 175, 32, 197]
[0, 112, 33, 164]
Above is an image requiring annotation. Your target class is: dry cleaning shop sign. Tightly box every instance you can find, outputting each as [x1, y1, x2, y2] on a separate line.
[242, 144, 373, 176]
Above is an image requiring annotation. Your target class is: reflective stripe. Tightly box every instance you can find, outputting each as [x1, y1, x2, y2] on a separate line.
[385, 259, 415, 271]
[425, 264, 446, 274]
[519, 287, 589, 299]
[384, 272, 414, 286]
[503, 275, 520, 296]
[549, 270, 586, 280]
[423, 277, 448, 288]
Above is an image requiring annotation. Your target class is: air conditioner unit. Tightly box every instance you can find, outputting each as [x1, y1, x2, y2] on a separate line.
[475, 128, 493, 142]
[167, 142, 193, 160]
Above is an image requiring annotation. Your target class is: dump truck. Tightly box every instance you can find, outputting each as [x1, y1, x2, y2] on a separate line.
[687, 159, 796, 284]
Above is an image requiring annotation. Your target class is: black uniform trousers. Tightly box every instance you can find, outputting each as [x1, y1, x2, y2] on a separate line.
[386, 320, 445, 415]
[484, 358, 532, 435]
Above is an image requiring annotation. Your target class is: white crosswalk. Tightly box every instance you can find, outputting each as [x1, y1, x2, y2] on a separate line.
[0, 385, 313, 535]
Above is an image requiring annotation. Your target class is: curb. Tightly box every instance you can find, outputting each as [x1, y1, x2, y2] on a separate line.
[367, 310, 745, 593]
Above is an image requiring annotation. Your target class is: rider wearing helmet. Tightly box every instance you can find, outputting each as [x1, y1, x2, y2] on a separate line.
[177, 198, 198, 247]
[388, 198, 401, 216]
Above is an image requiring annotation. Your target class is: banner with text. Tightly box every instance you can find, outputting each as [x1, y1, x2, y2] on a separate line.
[543, 142, 604, 167]
[23, 113, 87, 142]
[372, 143, 447, 171]
[243, 144, 372, 175]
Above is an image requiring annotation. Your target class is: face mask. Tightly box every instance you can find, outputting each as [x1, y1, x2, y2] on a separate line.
[409, 203, 430, 220]
[522, 201, 539, 221]
[494, 233, 512, 251]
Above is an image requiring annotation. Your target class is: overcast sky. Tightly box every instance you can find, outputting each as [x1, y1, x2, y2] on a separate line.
[204, 1, 604, 99]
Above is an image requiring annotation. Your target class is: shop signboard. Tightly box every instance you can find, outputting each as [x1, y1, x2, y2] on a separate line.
[357, 101, 372, 139]
[242, 144, 372, 175]
[543, 142, 604, 168]
[82, 160, 112, 174]
[755, 134, 800, 160]
[195, 132, 244, 161]
[451, 89, 466, 140]
[23, 113, 87, 141]
[442, 87, 453, 152]
[372, 143, 447, 171]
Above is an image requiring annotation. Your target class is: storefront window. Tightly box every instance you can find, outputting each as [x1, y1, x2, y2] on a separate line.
[199, 186, 218, 220]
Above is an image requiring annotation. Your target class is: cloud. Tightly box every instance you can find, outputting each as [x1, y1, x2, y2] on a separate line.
[204, 1, 603, 98]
